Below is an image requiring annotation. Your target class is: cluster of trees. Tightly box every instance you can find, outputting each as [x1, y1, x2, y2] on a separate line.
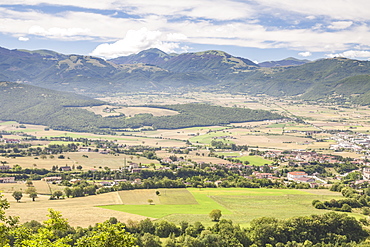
[146, 104, 282, 129]
[0, 83, 283, 133]
[313, 185, 370, 215]
[0, 143, 80, 158]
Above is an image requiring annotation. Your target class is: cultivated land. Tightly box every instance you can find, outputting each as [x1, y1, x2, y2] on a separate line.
[1, 152, 159, 170]
[4, 92, 368, 153]
[2, 93, 370, 228]
[100, 188, 359, 228]
[1, 191, 149, 227]
[1, 185, 356, 228]
[83, 105, 179, 117]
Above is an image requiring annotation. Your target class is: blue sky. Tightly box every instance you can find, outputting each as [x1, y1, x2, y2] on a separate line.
[1, 0, 370, 63]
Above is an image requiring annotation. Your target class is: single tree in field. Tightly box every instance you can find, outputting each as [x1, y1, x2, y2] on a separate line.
[64, 187, 72, 198]
[53, 191, 63, 199]
[26, 187, 37, 201]
[148, 199, 154, 205]
[156, 191, 160, 196]
[209, 209, 222, 221]
[26, 180, 33, 187]
[12, 191, 22, 202]
[29, 192, 38, 201]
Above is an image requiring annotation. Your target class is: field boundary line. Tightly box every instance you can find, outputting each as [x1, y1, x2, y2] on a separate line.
[115, 191, 123, 204]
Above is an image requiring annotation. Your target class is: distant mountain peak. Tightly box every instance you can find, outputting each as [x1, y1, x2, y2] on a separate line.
[137, 48, 169, 57]
[259, 57, 310, 67]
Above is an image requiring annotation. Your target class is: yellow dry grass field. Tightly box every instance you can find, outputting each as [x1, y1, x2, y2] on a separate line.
[117, 189, 198, 205]
[0, 181, 65, 195]
[1, 152, 160, 170]
[2, 191, 150, 227]
[83, 105, 179, 117]
[118, 106, 178, 117]
[232, 134, 330, 150]
[0, 121, 187, 148]
[118, 189, 161, 205]
[155, 150, 227, 164]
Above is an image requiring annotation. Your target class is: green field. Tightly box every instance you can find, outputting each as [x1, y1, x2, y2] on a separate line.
[189, 131, 234, 144]
[100, 188, 357, 227]
[0, 121, 18, 126]
[102, 188, 232, 219]
[216, 153, 273, 166]
[237, 155, 273, 165]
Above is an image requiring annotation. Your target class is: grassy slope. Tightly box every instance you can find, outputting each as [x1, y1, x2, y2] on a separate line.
[100, 188, 358, 227]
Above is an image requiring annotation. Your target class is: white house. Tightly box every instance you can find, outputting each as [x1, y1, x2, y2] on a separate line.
[287, 171, 308, 181]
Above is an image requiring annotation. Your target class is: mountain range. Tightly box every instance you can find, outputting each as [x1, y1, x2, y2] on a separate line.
[1, 46, 370, 104]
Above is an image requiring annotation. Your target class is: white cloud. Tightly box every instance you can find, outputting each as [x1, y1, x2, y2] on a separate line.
[306, 15, 316, 20]
[90, 28, 183, 59]
[255, 0, 370, 21]
[1, 1, 370, 57]
[326, 50, 370, 59]
[3, 0, 254, 21]
[18, 36, 29, 41]
[328, 21, 353, 30]
[166, 33, 187, 41]
[29, 25, 90, 39]
[298, 51, 312, 57]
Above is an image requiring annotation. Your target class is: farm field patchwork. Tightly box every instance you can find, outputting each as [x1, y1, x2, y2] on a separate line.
[100, 188, 359, 227]
[100, 188, 232, 219]
[0, 151, 160, 170]
[0, 181, 65, 195]
[2, 191, 148, 227]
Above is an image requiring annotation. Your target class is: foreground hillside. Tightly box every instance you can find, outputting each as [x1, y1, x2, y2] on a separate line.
[1, 46, 370, 104]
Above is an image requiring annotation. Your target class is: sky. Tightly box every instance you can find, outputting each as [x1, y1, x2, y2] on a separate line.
[1, 0, 370, 63]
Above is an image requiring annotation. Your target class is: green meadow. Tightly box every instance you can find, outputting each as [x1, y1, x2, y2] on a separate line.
[189, 132, 234, 144]
[100, 188, 358, 227]
[236, 155, 273, 165]
[215, 153, 273, 166]
[0, 121, 18, 126]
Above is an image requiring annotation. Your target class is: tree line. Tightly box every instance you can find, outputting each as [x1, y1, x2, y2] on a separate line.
[0, 194, 368, 247]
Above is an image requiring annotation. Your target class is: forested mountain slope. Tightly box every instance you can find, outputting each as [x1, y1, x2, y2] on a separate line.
[2, 47, 370, 104]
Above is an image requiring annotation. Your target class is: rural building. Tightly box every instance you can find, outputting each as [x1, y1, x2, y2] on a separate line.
[295, 177, 315, 183]
[42, 176, 62, 183]
[70, 179, 81, 184]
[133, 178, 142, 184]
[0, 177, 15, 183]
[363, 167, 370, 180]
[253, 172, 274, 179]
[214, 180, 222, 187]
[0, 165, 10, 171]
[287, 171, 308, 180]
[59, 166, 72, 171]
[2, 139, 20, 144]
[99, 181, 114, 187]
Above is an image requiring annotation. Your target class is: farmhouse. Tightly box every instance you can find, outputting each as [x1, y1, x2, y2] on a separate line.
[363, 167, 370, 180]
[0, 165, 10, 171]
[287, 171, 308, 181]
[133, 178, 142, 184]
[59, 166, 72, 171]
[0, 177, 15, 183]
[295, 177, 315, 183]
[2, 138, 20, 144]
[99, 181, 114, 187]
[253, 172, 274, 179]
